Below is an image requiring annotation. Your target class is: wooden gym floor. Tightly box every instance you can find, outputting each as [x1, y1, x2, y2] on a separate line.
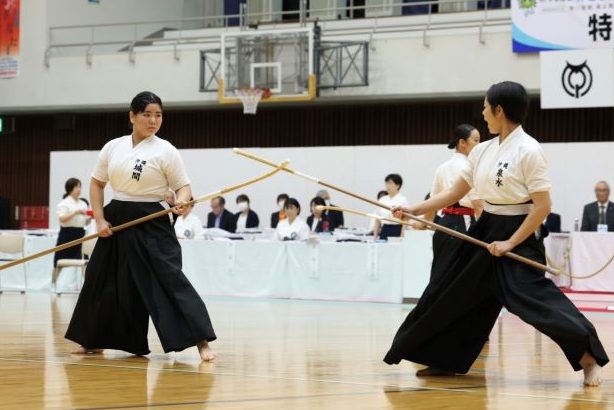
[0, 293, 613, 409]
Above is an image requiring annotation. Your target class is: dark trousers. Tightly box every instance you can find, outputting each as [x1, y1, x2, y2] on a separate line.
[430, 213, 473, 284]
[65, 200, 216, 355]
[384, 212, 609, 373]
[54, 227, 86, 267]
[380, 224, 403, 240]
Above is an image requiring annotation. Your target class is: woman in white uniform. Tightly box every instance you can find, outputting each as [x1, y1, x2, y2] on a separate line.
[174, 197, 203, 239]
[383, 82, 608, 386]
[65, 91, 216, 361]
[273, 198, 310, 241]
[420, 124, 483, 284]
[54, 178, 91, 266]
[374, 174, 408, 240]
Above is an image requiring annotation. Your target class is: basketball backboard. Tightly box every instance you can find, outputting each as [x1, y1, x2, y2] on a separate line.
[218, 27, 316, 105]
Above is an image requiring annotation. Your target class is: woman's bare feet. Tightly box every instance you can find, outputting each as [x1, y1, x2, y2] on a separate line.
[72, 346, 103, 354]
[416, 367, 455, 377]
[580, 352, 602, 387]
[197, 340, 215, 362]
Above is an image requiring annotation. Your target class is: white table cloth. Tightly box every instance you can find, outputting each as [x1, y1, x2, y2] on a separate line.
[545, 232, 614, 292]
[1, 235, 423, 303]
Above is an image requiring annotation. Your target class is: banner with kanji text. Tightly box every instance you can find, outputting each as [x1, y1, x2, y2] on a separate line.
[512, 0, 614, 53]
[0, 0, 19, 78]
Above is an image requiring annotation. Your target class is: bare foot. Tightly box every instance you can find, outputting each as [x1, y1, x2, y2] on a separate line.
[72, 346, 103, 354]
[580, 352, 602, 387]
[416, 367, 455, 377]
[197, 340, 215, 362]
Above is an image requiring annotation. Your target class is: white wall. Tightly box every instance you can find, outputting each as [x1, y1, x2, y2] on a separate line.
[47, 0, 185, 27]
[0, 2, 530, 111]
[49, 142, 614, 232]
[47, 1, 187, 56]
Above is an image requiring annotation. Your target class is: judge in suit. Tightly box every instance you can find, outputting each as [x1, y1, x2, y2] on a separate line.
[306, 197, 331, 233]
[270, 193, 289, 228]
[581, 181, 614, 232]
[0, 195, 10, 229]
[544, 212, 561, 233]
[316, 189, 344, 231]
[206, 196, 236, 233]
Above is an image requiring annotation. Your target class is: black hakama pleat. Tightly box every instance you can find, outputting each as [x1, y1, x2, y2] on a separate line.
[65, 200, 216, 355]
[383, 211, 609, 373]
[430, 213, 472, 284]
[54, 227, 86, 267]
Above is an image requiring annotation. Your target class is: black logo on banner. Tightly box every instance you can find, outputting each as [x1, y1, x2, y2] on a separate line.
[561, 61, 593, 99]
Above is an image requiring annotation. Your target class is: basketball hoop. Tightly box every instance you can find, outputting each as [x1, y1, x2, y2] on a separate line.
[233, 88, 271, 114]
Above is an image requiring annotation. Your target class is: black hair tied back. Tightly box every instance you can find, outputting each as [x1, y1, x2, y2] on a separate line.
[448, 124, 476, 149]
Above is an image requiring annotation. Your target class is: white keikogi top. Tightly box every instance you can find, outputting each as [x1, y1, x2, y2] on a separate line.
[460, 126, 551, 216]
[92, 135, 191, 202]
[174, 213, 204, 239]
[273, 217, 310, 241]
[431, 152, 478, 208]
[56, 196, 89, 228]
[236, 213, 248, 232]
[377, 193, 409, 225]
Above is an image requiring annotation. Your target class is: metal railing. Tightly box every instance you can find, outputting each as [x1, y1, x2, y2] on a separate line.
[45, 0, 509, 66]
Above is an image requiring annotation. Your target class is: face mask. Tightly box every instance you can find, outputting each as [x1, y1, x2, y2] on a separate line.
[237, 202, 249, 212]
[278, 201, 286, 210]
[324, 199, 330, 206]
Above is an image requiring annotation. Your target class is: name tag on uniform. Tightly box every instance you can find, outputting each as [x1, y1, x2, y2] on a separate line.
[597, 224, 608, 233]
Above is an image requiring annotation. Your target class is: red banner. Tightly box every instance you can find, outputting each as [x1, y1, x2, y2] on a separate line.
[0, 0, 19, 78]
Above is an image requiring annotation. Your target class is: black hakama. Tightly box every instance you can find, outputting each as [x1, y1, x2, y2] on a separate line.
[383, 211, 609, 373]
[54, 227, 86, 267]
[65, 200, 216, 355]
[380, 224, 403, 240]
[430, 208, 474, 284]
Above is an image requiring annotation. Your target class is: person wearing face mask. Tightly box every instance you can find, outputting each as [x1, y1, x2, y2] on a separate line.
[234, 194, 259, 232]
[270, 193, 289, 228]
[316, 189, 344, 231]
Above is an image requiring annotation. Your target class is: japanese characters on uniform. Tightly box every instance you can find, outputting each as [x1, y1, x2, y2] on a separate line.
[92, 135, 191, 202]
[461, 126, 551, 215]
[132, 159, 147, 182]
[495, 161, 508, 188]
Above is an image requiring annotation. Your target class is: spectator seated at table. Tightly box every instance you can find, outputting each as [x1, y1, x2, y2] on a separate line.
[271, 193, 289, 228]
[581, 181, 614, 232]
[206, 196, 236, 233]
[544, 212, 561, 234]
[307, 197, 331, 233]
[234, 194, 259, 232]
[273, 198, 310, 241]
[316, 189, 344, 231]
[175, 198, 203, 239]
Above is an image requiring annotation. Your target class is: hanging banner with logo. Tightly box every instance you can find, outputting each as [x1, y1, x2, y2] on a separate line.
[540, 49, 614, 108]
[0, 0, 20, 79]
[513, 0, 614, 53]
